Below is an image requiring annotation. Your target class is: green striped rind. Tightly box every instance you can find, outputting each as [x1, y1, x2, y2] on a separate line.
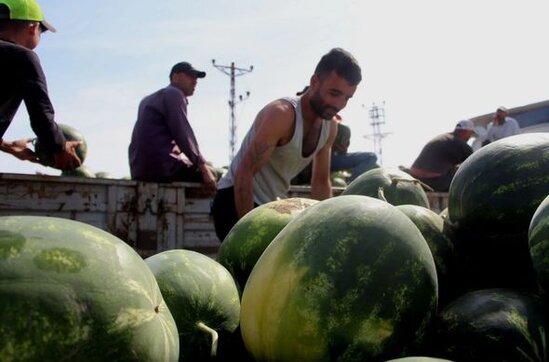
[241, 195, 438, 361]
[145, 249, 240, 361]
[343, 167, 430, 208]
[34, 123, 88, 167]
[436, 288, 548, 362]
[448, 133, 549, 237]
[396, 205, 456, 305]
[61, 164, 96, 178]
[386, 357, 454, 362]
[0, 216, 179, 361]
[529, 195, 549, 295]
[217, 197, 318, 293]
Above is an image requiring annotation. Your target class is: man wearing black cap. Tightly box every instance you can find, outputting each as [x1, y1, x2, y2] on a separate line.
[0, 0, 81, 170]
[129, 62, 217, 191]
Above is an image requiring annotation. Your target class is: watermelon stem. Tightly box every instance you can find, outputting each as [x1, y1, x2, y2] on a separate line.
[196, 321, 218, 357]
[377, 187, 387, 202]
[391, 177, 434, 192]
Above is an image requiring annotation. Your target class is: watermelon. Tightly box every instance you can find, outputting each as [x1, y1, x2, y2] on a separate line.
[435, 288, 548, 362]
[61, 164, 96, 178]
[240, 195, 438, 361]
[34, 123, 88, 168]
[448, 133, 549, 291]
[145, 250, 240, 361]
[396, 205, 456, 306]
[386, 358, 453, 362]
[529, 195, 549, 295]
[217, 197, 318, 293]
[0, 216, 179, 361]
[343, 167, 430, 208]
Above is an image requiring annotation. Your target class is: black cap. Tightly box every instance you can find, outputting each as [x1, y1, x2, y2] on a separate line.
[170, 62, 206, 78]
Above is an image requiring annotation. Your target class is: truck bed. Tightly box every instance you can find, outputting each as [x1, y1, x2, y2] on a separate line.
[0, 173, 448, 258]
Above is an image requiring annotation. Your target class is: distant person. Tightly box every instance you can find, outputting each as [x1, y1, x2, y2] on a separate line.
[128, 62, 216, 192]
[409, 120, 474, 192]
[292, 112, 378, 184]
[483, 106, 520, 145]
[211, 48, 362, 240]
[0, 0, 81, 170]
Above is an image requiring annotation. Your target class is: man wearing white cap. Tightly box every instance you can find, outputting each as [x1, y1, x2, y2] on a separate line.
[483, 106, 520, 145]
[0, 0, 81, 170]
[409, 120, 474, 192]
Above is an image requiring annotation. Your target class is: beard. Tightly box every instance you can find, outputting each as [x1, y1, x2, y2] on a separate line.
[309, 91, 339, 120]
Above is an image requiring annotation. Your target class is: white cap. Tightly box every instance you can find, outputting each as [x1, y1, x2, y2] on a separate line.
[455, 119, 474, 131]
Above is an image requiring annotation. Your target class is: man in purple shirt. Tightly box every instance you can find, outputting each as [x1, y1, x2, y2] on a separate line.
[129, 62, 216, 192]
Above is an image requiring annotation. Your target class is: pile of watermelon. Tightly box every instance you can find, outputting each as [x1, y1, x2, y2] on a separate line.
[1, 133, 547, 361]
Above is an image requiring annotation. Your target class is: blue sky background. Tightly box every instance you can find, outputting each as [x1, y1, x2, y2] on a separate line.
[3, 0, 549, 177]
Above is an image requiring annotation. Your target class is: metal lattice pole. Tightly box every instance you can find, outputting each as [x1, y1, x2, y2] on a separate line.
[212, 60, 253, 161]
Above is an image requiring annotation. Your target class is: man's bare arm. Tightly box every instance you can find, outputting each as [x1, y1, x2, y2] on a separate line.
[233, 101, 295, 218]
[311, 119, 338, 200]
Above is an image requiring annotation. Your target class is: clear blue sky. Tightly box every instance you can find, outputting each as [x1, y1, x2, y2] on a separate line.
[3, 0, 549, 177]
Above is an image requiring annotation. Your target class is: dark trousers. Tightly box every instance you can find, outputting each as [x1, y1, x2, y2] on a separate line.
[211, 187, 258, 242]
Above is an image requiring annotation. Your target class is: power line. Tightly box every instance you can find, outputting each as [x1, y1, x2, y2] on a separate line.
[211, 60, 253, 161]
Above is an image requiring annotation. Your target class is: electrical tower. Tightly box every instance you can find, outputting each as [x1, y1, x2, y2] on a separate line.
[212, 60, 253, 161]
[363, 102, 390, 165]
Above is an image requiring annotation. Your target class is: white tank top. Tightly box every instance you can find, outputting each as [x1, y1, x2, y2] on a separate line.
[218, 96, 331, 204]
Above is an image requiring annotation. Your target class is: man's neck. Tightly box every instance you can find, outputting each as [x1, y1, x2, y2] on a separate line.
[299, 94, 322, 125]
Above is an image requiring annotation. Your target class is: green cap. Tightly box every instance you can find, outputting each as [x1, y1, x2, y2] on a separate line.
[0, 0, 56, 32]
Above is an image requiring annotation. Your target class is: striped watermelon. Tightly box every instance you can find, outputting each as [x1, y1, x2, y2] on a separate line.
[240, 195, 438, 361]
[435, 288, 548, 362]
[396, 205, 456, 306]
[34, 123, 88, 168]
[529, 194, 549, 295]
[343, 167, 430, 208]
[145, 250, 240, 361]
[0, 216, 179, 361]
[217, 197, 318, 293]
[448, 133, 549, 291]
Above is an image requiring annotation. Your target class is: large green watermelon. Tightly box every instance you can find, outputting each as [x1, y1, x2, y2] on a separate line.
[145, 249, 240, 361]
[396, 205, 456, 306]
[343, 167, 430, 208]
[217, 197, 318, 293]
[0, 216, 179, 361]
[61, 164, 96, 178]
[34, 123, 88, 168]
[529, 194, 549, 296]
[240, 195, 438, 361]
[435, 288, 548, 362]
[448, 133, 549, 291]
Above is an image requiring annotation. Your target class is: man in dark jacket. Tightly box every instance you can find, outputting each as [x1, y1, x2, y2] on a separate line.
[409, 120, 474, 192]
[0, 0, 81, 169]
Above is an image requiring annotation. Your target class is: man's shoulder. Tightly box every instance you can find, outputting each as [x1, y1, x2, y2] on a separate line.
[0, 40, 39, 63]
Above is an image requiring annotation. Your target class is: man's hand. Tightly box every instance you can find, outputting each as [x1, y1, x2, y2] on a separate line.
[0, 138, 39, 163]
[53, 140, 82, 170]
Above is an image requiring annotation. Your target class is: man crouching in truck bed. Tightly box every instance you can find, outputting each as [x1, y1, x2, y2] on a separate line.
[211, 48, 362, 241]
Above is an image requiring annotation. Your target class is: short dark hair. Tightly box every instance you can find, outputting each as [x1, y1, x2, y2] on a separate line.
[314, 48, 362, 86]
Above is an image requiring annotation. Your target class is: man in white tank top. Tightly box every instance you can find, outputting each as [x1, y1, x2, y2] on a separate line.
[212, 48, 362, 241]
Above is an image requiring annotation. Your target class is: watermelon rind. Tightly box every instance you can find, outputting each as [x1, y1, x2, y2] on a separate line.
[0, 216, 179, 361]
[217, 197, 318, 294]
[241, 195, 438, 361]
[343, 167, 430, 208]
[529, 194, 549, 296]
[146, 249, 240, 361]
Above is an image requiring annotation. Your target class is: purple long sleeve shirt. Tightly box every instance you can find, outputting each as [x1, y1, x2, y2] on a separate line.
[128, 84, 206, 181]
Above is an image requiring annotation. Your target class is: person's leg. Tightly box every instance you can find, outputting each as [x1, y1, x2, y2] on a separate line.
[172, 165, 203, 183]
[211, 187, 239, 242]
[335, 152, 378, 181]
